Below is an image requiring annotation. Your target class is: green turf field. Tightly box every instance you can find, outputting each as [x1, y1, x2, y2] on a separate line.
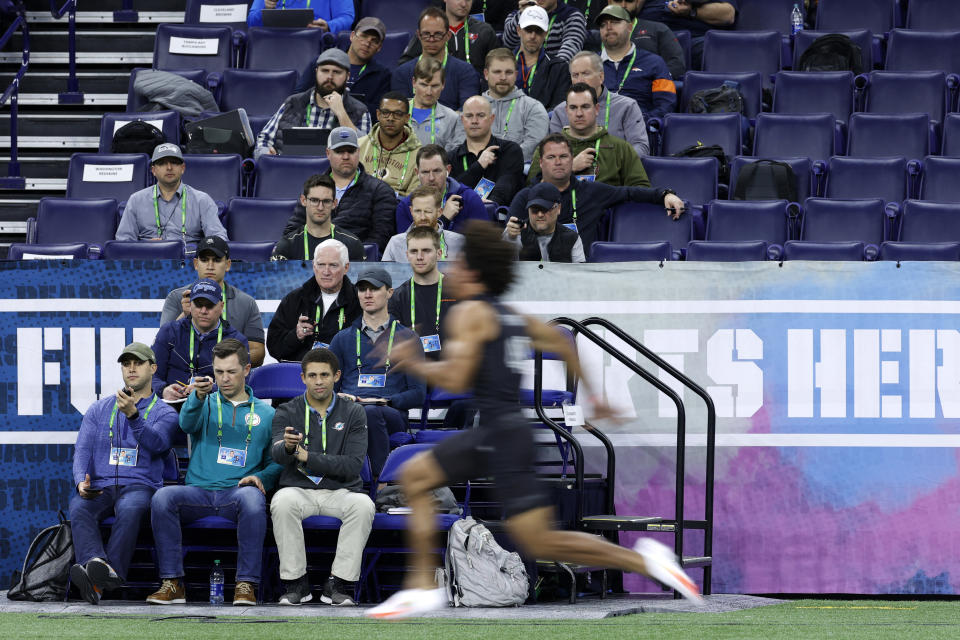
[4, 600, 959, 640]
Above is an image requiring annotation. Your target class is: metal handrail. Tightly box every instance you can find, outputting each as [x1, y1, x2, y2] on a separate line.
[49, 0, 81, 102]
[0, 1, 28, 188]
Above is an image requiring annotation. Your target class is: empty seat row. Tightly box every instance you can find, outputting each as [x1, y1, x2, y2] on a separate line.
[737, 0, 960, 34]
[589, 240, 960, 262]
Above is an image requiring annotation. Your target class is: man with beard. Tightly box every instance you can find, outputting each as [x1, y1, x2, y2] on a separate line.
[588, 0, 685, 80]
[482, 47, 548, 163]
[255, 48, 371, 160]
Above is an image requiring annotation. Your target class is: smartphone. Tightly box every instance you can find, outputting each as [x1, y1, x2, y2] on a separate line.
[123, 387, 134, 397]
[287, 428, 302, 437]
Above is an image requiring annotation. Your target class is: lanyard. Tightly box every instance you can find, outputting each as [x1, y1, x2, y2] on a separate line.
[607, 46, 637, 93]
[463, 21, 471, 65]
[281, 0, 311, 6]
[303, 224, 336, 260]
[356, 321, 397, 373]
[570, 186, 578, 224]
[153, 185, 186, 239]
[410, 275, 443, 333]
[502, 98, 517, 132]
[516, 50, 539, 90]
[592, 138, 601, 174]
[603, 90, 612, 129]
[305, 102, 319, 126]
[188, 323, 223, 374]
[302, 395, 327, 453]
[356, 63, 367, 79]
[108, 394, 158, 443]
[215, 391, 255, 448]
[315, 304, 346, 335]
[371, 143, 412, 188]
[221, 283, 227, 320]
[409, 99, 437, 144]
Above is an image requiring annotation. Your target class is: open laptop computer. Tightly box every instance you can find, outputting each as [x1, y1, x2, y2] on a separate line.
[261, 9, 315, 28]
[282, 127, 330, 156]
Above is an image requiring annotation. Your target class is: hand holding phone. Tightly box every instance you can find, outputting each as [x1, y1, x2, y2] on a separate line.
[283, 426, 303, 453]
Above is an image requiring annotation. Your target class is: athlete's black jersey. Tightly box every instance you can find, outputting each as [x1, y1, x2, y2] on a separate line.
[471, 295, 529, 422]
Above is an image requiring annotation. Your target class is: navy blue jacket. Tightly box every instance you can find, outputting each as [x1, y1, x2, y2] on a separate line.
[390, 55, 480, 111]
[602, 47, 677, 120]
[151, 317, 249, 395]
[395, 176, 489, 234]
[349, 59, 392, 118]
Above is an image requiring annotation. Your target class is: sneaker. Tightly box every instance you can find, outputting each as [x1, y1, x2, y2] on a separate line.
[320, 575, 356, 606]
[365, 587, 447, 620]
[633, 538, 704, 604]
[278, 575, 312, 605]
[70, 564, 101, 605]
[146, 578, 186, 605]
[86, 557, 123, 592]
[233, 581, 257, 606]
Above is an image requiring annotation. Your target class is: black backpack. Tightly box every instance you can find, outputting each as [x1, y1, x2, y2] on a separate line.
[7, 511, 73, 602]
[671, 142, 730, 183]
[689, 81, 745, 115]
[732, 159, 798, 202]
[797, 34, 864, 74]
[111, 120, 165, 155]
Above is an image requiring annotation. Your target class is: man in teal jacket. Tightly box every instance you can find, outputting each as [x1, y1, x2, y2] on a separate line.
[146, 339, 281, 606]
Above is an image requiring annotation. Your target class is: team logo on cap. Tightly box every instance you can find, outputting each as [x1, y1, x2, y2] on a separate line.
[245, 413, 261, 426]
[205, 238, 215, 245]
[334, 422, 345, 431]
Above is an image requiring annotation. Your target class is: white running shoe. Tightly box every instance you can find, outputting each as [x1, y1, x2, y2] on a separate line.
[365, 587, 447, 620]
[634, 538, 705, 604]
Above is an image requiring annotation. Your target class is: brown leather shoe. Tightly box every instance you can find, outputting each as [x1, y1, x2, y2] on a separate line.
[146, 578, 186, 604]
[233, 581, 257, 606]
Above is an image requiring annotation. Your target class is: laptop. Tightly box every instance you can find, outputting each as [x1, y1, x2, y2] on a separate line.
[282, 127, 331, 156]
[261, 9, 315, 28]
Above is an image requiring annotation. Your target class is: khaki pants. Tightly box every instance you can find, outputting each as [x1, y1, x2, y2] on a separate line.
[270, 487, 375, 582]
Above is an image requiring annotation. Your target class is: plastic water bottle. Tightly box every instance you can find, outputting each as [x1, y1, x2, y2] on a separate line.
[209, 559, 224, 605]
[790, 4, 804, 35]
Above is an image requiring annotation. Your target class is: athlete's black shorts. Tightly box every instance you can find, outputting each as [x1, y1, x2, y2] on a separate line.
[430, 416, 550, 518]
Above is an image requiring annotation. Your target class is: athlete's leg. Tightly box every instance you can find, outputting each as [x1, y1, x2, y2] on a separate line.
[398, 450, 449, 590]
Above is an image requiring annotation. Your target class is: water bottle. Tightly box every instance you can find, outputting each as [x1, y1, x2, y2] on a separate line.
[790, 3, 804, 35]
[209, 559, 224, 605]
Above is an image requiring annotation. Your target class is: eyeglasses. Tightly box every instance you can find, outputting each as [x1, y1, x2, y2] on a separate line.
[305, 197, 335, 208]
[419, 30, 447, 41]
[378, 109, 408, 120]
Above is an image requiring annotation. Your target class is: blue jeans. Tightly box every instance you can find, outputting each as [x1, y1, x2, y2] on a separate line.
[69, 484, 155, 581]
[364, 405, 408, 477]
[150, 485, 267, 583]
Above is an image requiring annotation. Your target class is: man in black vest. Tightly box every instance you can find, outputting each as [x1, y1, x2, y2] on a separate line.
[504, 182, 585, 263]
[255, 48, 372, 159]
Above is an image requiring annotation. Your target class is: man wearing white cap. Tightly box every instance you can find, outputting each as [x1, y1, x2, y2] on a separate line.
[511, 6, 570, 110]
[502, 0, 587, 63]
[115, 144, 226, 245]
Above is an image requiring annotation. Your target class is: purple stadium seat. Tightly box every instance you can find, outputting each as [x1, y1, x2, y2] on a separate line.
[898, 200, 960, 242]
[153, 24, 234, 74]
[362, 0, 420, 34]
[772, 71, 854, 124]
[800, 198, 889, 246]
[943, 114, 960, 157]
[181, 154, 243, 210]
[660, 113, 743, 159]
[184, 0, 250, 34]
[753, 113, 837, 165]
[607, 202, 693, 260]
[703, 199, 793, 258]
[824, 157, 910, 205]
[99, 111, 180, 153]
[816, 0, 897, 34]
[860, 71, 952, 124]
[735, 0, 797, 32]
[226, 241, 276, 262]
[686, 240, 768, 261]
[675, 30, 692, 73]
[102, 241, 185, 259]
[783, 241, 865, 261]
[219, 69, 298, 117]
[30, 198, 119, 249]
[728, 156, 813, 203]
[919, 156, 960, 202]
[252, 155, 330, 198]
[680, 71, 763, 119]
[589, 241, 673, 262]
[847, 113, 930, 159]
[702, 30, 781, 88]
[248, 362, 306, 400]
[126, 68, 207, 112]
[885, 29, 960, 75]
[792, 29, 875, 72]
[642, 156, 718, 209]
[906, 0, 960, 31]
[8, 243, 89, 260]
[363, 243, 380, 262]
[243, 27, 325, 72]
[65, 154, 149, 205]
[224, 198, 297, 242]
[879, 241, 960, 261]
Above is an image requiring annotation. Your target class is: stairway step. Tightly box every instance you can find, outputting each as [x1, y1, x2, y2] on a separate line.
[681, 556, 712, 568]
[580, 515, 664, 531]
[9, 30, 157, 54]
[17, 93, 128, 106]
[0, 51, 154, 65]
[0, 114, 101, 149]
[0, 157, 70, 180]
[23, 0, 187, 11]
[0, 198, 41, 231]
[3, 72, 132, 94]
[26, 11, 184, 24]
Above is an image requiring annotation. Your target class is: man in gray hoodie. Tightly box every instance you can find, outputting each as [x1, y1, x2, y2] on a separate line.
[482, 48, 548, 163]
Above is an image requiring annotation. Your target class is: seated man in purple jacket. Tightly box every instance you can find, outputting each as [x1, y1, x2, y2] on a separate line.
[68, 343, 180, 605]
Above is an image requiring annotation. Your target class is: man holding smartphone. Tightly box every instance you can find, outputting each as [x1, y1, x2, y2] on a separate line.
[69, 343, 179, 605]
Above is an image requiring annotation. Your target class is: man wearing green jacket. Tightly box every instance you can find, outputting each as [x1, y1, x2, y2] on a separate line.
[146, 338, 281, 606]
[529, 82, 651, 187]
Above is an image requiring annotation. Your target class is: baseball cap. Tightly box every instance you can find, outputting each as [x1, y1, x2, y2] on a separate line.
[518, 5, 550, 31]
[197, 236, 229, 259]
[527, 182, 562, 210]
[328, 126, 359, 150]
[596, 4, 631, 25]
[190, 278, 223, 304]
[316, 47, 351, 71]
[355, 267, 392, 289]
[354, 16, 386, 41]
[151, 143, 183, 164]
[117, 342, 156, 364]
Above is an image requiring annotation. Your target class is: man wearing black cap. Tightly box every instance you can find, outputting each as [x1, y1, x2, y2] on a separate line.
[345, 17, 392, 118]
[255, 48, 372, 160]
[68, 343, 179, 605]
[152, 278, 249, 401]
[504, 182, 585, 262]
[159, 236, 266, 367]
[329, 268, 425, 477]
[116, 143, 226, 245]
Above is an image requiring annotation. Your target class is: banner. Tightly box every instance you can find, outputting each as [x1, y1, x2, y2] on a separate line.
[2, 258, 959, 595]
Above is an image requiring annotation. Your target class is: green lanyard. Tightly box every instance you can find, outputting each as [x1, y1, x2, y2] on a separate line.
[502, 98, 517, 132]
[570, 186, 578, 224]
[603, 90, 612, 129]
[215, 391, 255, 448]
[608, 46, 638, 93]
[315, 305, 346, 336]
[302, 394, 327, 453]
[371, 144, 412, 189]
[281, 0, 311, 7]
[356, 321, 397, 373]
[188, 323, 223, 374]
[409, 99, 437, 144]
[592, 138, 602, 174]
[515, 50, 539, 90]
[303, 224, 337, 260]
[108, 394, 158, 443]
[305, 102, 317, 126]
[153, 185, 186, 239]
[221, 283, 227, 321]
[462, 21, 471, 65]
[410, 274, 443, 333]
[356, 63, 367, 79]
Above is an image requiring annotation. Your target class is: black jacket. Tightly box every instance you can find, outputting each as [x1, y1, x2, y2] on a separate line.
[399, 17, 499, 75]
[271, 225, 366, 263]
[266, 275, 361, 362]
[518, 224, 580, 262]
[520, 51, 571, 112]
[270, 394, 367, 492]
[349, 59, 392, 118]
[281, 164, 398, 251]
[450, 135, 524, 206]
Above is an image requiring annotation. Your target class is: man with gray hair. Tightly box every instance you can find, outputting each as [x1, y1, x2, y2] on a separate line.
[548, 51, 649, 156]
[267, 239, 362, 363]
